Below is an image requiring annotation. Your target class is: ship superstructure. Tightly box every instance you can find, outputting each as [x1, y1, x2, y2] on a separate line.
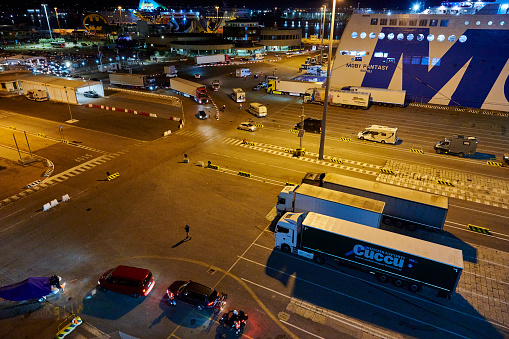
[330, 1, 509, 111]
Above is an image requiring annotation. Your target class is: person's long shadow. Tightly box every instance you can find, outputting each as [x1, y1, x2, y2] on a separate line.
[172, 237, 192, 248]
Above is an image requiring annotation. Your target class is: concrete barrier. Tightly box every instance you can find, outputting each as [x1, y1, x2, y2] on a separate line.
[62, 194, 70, 202]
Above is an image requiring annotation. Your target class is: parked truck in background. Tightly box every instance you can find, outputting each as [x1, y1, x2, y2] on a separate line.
[164, 65, 178, 78]
[302, 172, 448, 232]
[195, 54, 231, 65]
[109, 73, 157, 90]
[303, 87, 370, 109]
[274, 212, 463, 298]
[267, 79, 323, 96]
[347, 87, 406, 107]
[169, 78, 209, 104]
[434, 135, 478, 157]
[276, 184, 384, 228]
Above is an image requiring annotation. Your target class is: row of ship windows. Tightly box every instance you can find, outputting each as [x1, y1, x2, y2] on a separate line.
[370, 18, 506, 27]
[343, 51, 442, 66]
[352, 31, 467, 43]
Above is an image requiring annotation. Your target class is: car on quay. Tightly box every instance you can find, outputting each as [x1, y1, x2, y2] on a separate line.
[167, 280, 226, 311]
[238, 122, 257, 132]
[97, 265, 155, 298]
[196, 110, 208, 120]
[83, 90, 99, 98]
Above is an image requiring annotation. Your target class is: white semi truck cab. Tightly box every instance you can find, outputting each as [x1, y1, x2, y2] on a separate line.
[274, 212, 310, 257]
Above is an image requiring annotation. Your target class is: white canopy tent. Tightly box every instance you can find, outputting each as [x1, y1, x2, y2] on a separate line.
[20, 75, 104, 104]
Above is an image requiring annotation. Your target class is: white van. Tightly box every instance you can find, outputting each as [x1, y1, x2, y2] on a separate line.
[358, 125, 398, 144]
[255, 53, 264, 60]
[232, 88, 246, 102]
[249, 103, 267, 117]
[236, 68, 251, 77]
[25, 89, 49, 101]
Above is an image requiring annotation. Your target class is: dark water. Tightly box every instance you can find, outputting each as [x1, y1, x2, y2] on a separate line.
[282, 20, 344, 39]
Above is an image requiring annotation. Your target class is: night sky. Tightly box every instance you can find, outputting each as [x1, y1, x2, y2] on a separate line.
[2, 0, 443, 11]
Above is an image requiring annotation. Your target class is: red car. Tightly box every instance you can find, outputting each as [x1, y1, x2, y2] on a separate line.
[98, 265, 154, 298]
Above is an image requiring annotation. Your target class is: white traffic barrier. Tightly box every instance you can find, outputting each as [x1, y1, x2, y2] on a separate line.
[62, 194, 70, 202]
[163, 130, 171, 136]
[50, 199, 59, 208]
[43, 203, 51, 211]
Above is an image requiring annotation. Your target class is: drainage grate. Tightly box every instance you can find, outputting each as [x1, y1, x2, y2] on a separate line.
[207, 268, 216, 275]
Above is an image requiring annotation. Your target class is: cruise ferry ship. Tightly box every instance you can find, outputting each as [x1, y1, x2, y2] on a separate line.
[330, 1, 509, 111]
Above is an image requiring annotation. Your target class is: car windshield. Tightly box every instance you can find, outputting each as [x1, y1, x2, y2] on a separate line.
[143, 272, 152, 285]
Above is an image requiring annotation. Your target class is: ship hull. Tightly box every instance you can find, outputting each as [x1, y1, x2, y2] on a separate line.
[330, 13, 509, 111]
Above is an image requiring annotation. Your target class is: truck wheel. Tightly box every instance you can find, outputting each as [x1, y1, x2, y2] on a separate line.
[381, 140, 385, 144]
[392, 279, 404, 288]
[382, 217, 391, 225]
[314, 255, 325, 265]
[408, 283, 422, 292]
[281, 244, 291, 253]
[377, 274, 389, 283]
[359, 136, 364, 140]
[395, 221, 404, 228]
[435, 149, 442, 154]
[388, 104, 394, 108]
[458, 152, 464, 157]
[406, 224, 417, 232]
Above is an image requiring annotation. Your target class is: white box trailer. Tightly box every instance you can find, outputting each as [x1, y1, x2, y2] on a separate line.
[274, 212, 463, 298]
[232, 88, 246, 102]
[304, 87, 370, 109]
[302, 172, 449, 232]
[195, 54, 227, 65]
[267, 79, 322, 96]
[109, 73, 156, 90]
[349, 87, 406, 107]
[276, 184, 384, 228]
[169, 78, 209, 104]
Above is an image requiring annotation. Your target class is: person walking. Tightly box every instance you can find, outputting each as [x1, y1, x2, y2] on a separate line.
[208, 111, 211, 119]
[167, 290, 176, 306]
[222, 104, 226, 112]
[239, 103, 242, 110]
[185, 225, 190, 238]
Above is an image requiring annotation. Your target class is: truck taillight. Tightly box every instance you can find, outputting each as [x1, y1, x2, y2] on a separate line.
[207, 301, 214, 306]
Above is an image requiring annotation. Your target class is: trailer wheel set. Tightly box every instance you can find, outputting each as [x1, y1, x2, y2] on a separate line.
[382, 217, 418, 232]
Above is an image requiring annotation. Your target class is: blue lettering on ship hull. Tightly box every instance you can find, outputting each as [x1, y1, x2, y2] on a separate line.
[361, 27, 509, 108]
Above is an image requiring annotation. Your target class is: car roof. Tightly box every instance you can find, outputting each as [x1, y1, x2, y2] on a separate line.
[185, 281, 214, 295]
[111, 265, 151, 280]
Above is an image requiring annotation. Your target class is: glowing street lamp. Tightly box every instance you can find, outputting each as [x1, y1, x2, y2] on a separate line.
[118, 6, 122, 24]
[54, 7, 61, 30]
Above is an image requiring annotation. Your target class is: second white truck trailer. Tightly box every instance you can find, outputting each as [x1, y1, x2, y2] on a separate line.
[303, 87, 370, 109]
[302, 172, 449, 232]
[276, 184, 384, 228]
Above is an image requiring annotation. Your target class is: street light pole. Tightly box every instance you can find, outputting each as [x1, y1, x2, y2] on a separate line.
[54, 7, 61, 31]
[42, 4, 53, 40]
[64, 86, 78, 123]
[320, 5, 326, 64]
[215, 6, 219, 29]
[318, 0, 337, 160]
